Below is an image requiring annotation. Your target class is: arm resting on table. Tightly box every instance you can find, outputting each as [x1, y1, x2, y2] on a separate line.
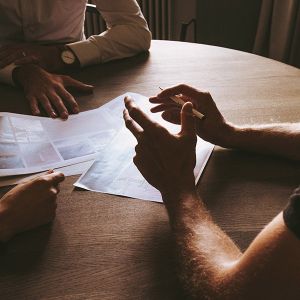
[166, 190, 300, 300]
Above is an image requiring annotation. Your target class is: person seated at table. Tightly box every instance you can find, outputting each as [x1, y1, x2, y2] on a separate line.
[123, 85, 300, 299]
[0, 170, 64, 242]
[0, 0, 151, 120]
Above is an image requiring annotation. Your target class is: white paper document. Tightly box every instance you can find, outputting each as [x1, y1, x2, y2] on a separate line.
[0, 160, 94, 187]
[0, 94, 129, 176]
[1, 91, 214, 202]
[75, 93, 214, 203]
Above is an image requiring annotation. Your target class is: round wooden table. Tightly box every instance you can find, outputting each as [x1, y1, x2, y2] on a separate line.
[0, 40, 300, 300]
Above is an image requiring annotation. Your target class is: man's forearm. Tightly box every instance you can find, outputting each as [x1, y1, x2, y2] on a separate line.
[163, 191, 242, 299]
[223, 123, 300, 161]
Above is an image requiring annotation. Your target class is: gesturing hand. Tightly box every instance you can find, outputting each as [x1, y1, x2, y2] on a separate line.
[150, 84, 233, 147]
[14, 64, 93, 120]
[0, 43, 63, 71]
[0, 170, 65, 241]
[123, 96, 197, 203]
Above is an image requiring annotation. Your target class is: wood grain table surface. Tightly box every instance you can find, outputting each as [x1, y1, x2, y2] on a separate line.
[0, 40, 300, 300]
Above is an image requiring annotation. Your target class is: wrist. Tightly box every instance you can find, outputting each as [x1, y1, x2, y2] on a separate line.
[162, 186, 198, 211]
[218, 123, 240, 148]
[12, 64, 39, 87]
[162, 189, 202, 226]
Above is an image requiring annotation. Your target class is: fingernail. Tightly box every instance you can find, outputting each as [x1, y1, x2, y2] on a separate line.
[73, 107, 79, 114]
[33, 110, 40, 116]
[62, 112, 68, 120]
[51, 111, 57, 118]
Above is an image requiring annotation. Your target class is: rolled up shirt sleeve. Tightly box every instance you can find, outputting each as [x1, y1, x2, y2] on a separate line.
[67, 0, 151, 67]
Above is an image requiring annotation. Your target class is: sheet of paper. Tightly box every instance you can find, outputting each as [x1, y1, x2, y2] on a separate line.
[0, 160, 94, 187]
[75, 94, 214, 203]
[0, 93, 132, 176]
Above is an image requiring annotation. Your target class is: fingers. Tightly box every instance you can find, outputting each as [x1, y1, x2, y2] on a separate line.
[27, 96, 41, 116]
[124, 96, 161, 134]
[150, 103, 177, 113]
[63, 76, 94, 93]
[22, 70, 81, 119]
[46, 91, 69, 120]
[157, 84, 204, 100]
[28, 91, 70, 120]
[37, 94, 58, 119]
[149, 96, 174, 105]
[58, 87, 79, 114]
[123, 108, 143, 139]
[161, 108, 181, 125]
[44, 172, 65, 185]
[180, 102, 196, 137]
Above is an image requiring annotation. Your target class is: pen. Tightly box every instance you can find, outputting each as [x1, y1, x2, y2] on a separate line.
[158, 87, 205, 120]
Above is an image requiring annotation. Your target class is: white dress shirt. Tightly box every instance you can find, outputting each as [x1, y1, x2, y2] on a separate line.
[0, 0, 151, 84]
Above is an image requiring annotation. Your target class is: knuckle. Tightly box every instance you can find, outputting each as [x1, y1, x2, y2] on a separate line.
[136, 133, 146, 144]
[133, 155, 139, 166]
[157, 126, 169, 136]
[178, 83, 188, 90]
[134, 144, 141, 153]
[154, 123, 162, 131]
[58, 173, 65, 180]
[203, 91, 211, 97]
[70, 100, 78, 106]
[128, 106, 139, 118]
[125, 118, 133, 128]
[35, 177, 49, 187]
[52, 83, 62, 90]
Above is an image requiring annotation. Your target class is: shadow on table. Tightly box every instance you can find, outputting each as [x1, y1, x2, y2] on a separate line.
[0, 224, 53, 275]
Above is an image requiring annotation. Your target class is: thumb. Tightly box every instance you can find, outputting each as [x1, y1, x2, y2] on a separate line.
[46, 172, 65, 185]
[180, 102, 196, 137]
[63, 76, 94, 93]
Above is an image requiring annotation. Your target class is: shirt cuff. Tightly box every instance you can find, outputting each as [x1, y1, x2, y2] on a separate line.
[0, 64, 17, 85]
[67, 40, 100, 67]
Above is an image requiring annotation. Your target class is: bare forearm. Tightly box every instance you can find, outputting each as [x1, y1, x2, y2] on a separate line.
[223, 123, 300, 161]
[163, 191, 242, 299]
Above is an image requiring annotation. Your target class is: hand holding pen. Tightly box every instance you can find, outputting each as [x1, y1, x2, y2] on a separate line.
[159, 86, 205, 119]
[149, 84, 232, 148]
